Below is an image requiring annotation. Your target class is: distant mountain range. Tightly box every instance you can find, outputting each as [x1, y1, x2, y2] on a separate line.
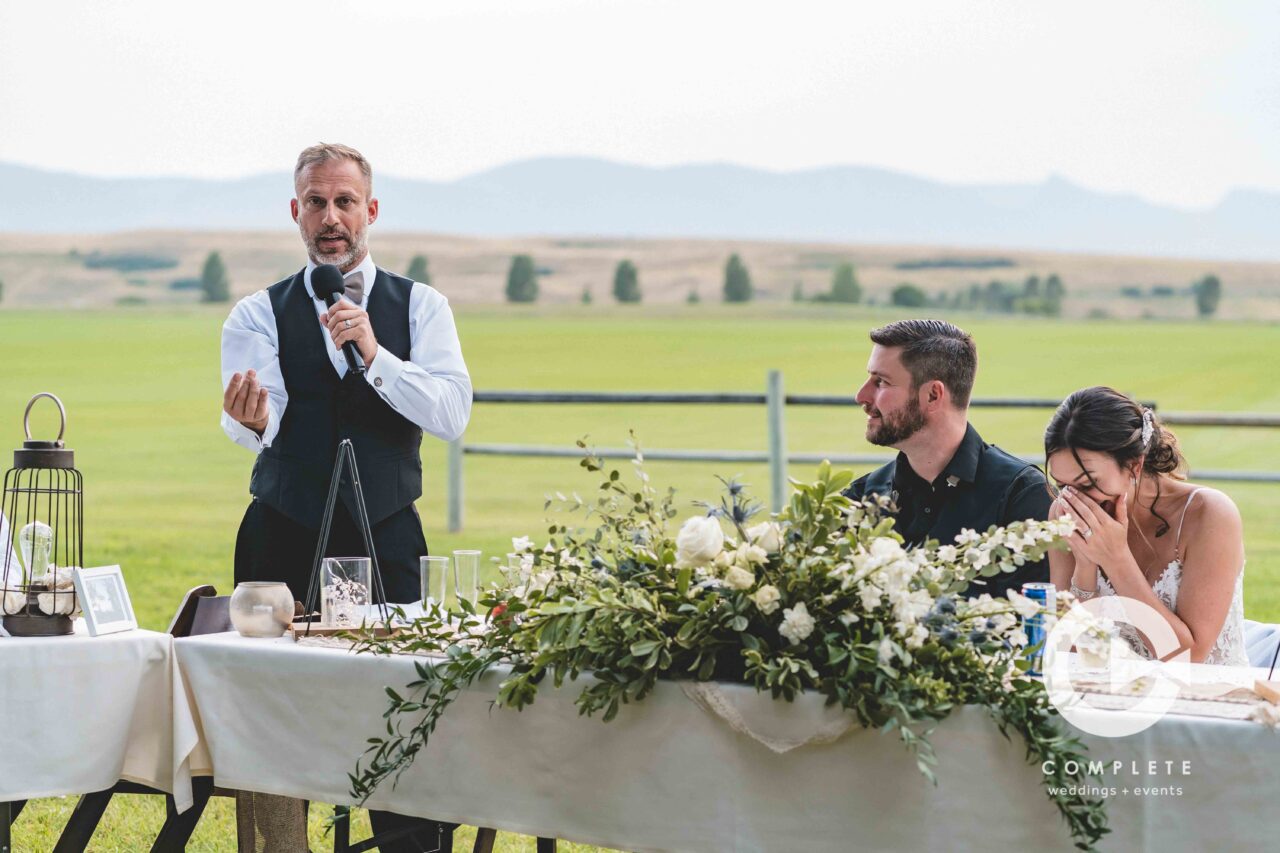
[3, 157, 1279, 260]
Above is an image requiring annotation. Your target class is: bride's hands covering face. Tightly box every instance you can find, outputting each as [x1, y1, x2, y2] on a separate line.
[1061, 487, 1131, 570]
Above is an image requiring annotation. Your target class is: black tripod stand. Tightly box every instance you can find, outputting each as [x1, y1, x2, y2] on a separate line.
[301, 438, 391, 633]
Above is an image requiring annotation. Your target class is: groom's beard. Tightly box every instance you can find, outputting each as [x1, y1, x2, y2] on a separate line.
[864, 396, 927, 447]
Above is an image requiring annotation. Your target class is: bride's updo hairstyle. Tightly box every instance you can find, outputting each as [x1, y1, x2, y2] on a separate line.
[1044, 386, 1187, 536]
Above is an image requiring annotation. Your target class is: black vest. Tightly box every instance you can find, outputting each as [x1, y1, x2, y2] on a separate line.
[249, 268, 423, 528]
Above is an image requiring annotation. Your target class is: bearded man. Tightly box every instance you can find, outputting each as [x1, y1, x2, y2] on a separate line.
[219, 142, 471, 851]
[844, 319, 1049, 600]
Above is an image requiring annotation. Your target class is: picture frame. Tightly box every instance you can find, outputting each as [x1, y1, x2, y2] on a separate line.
[72, 565, 138, 636]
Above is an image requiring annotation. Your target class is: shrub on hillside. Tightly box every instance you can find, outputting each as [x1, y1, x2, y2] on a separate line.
[506, 255, 539, 303]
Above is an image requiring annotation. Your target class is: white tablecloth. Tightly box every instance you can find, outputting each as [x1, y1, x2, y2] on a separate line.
[176, 632, 1280, 852]
[1, 623, 201, 811]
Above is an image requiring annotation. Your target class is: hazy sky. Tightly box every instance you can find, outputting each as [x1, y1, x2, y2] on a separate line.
[2, 0, 1277, 208]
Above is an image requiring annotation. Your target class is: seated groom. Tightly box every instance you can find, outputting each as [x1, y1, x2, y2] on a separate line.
[845, 319, 1050, 600]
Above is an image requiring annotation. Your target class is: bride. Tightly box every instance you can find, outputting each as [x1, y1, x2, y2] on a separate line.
[1044, 386, 1247, 665]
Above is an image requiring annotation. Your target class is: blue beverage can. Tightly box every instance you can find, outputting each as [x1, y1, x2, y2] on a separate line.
[1021, 582, 1056, 676]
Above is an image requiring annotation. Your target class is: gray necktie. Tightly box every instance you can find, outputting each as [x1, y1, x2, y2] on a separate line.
[343, 271, 365, 306]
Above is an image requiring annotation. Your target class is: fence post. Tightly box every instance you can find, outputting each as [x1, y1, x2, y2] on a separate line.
[766, 370, 787, 513]
[447, 436, 464, 533]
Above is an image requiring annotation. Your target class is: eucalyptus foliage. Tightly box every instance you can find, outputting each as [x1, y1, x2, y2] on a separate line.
[349, 442, 1109, 850]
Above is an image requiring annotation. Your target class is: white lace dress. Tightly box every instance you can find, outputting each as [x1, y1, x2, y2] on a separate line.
[1095, 489, 1248, 667]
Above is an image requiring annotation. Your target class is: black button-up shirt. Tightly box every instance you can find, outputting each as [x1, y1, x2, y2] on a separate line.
[845, 423, 1051, 600]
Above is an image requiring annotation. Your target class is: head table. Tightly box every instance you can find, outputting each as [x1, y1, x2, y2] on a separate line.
[174, 631, 1280, 852]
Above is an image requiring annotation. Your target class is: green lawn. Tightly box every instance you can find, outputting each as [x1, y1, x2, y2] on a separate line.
[2, 304, 1278, 849]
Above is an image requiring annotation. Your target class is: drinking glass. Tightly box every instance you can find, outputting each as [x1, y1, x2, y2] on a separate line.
[322, 557, 370, 627]
[452, 550, 481, 604]
[420, 556, 450, 607]
[506, 552, 532, 586]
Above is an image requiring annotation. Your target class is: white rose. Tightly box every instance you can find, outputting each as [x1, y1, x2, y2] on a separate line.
[778, 602, 816, 645]
[752, 584, 781, 615]
[675, 516, 725, 568]
[511, 536, 534, 554]
[745, 522, 783, 554]
[724, 565, 756, 591]
[738, 544, 769, 566]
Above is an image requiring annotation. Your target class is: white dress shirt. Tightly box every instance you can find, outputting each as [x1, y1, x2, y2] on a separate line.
[220, 254, 472, 452]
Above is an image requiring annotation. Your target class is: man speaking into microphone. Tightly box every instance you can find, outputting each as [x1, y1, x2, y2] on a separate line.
[220, 142, 472, 608]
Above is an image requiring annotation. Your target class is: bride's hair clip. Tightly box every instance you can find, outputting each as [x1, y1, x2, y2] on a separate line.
[1140, 408, 1155, 449]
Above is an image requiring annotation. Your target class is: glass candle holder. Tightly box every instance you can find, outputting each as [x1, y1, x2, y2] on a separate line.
[322, 557, 370, 628]
[230, 582, 294, 638]
[420, 556, 450, 607]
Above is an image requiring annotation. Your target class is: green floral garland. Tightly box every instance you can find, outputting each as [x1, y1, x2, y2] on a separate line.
[349, 443, 1109, 850]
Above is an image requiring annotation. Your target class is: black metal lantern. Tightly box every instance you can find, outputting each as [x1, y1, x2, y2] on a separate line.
[1, 393, 82, 637]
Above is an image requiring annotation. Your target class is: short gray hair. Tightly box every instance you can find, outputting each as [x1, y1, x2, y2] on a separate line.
[293, 143, 373, 194]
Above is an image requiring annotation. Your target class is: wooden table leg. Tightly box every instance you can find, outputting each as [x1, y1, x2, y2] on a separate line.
[472, 827, 496, 853]
[151, 778, 214, 853]
[1, 801, 24, 853]
[535, 837, 557, 853]
[53, 790, 114, 853]
[333, 805, 351, 852]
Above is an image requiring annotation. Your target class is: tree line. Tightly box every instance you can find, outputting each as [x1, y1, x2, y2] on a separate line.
[49, 250, 1223, 320]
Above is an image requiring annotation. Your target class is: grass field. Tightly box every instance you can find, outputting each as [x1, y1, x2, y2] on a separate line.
[2, 303, 1278, 850]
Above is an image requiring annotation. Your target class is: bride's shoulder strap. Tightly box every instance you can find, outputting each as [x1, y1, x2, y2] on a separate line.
[1174, 488, 1207, 560]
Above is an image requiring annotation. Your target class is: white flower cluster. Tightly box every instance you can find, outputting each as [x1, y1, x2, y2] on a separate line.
[960, 592, 1030, 647]
[951, 517, 1072, 575]
[831, 538, 933, 649]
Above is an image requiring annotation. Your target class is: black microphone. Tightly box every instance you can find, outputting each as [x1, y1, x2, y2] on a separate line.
[311, 264, 366, 375]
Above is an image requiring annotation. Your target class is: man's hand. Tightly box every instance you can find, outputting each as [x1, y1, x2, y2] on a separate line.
[321, 303, 378, 366]
[224, 369, 269, 436]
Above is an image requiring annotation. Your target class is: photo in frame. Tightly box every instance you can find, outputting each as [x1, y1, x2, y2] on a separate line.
[72, 565, 137, 636]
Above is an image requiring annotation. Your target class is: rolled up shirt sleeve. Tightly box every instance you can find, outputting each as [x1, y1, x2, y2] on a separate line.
[219, 290, 288, 453]
[363, 282, 472, 441]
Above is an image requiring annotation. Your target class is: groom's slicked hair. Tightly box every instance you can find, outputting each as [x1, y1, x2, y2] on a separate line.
[869, 319, 977, 408]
